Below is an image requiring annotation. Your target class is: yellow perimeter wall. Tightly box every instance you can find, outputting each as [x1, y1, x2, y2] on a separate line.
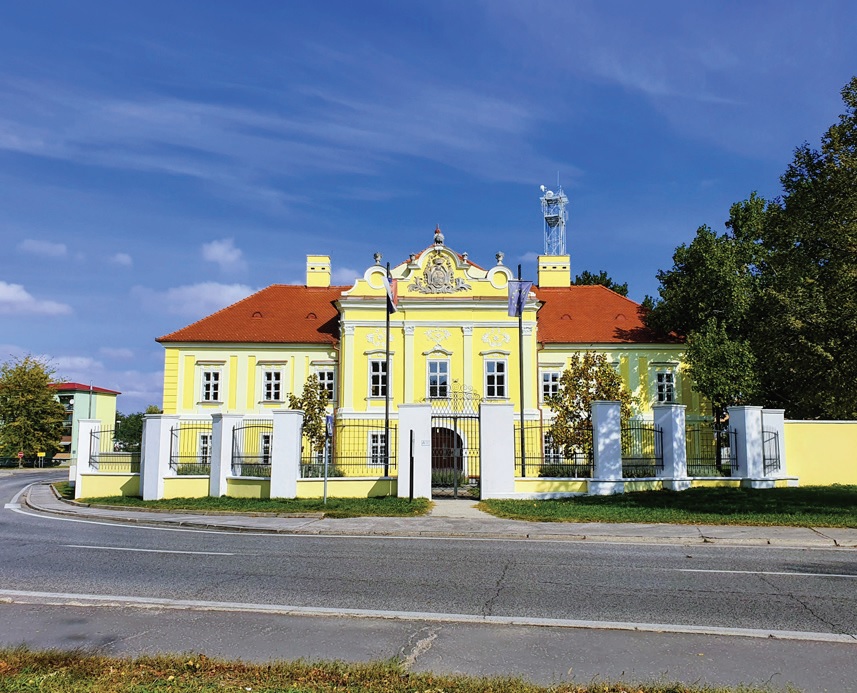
[78, 474, 140, 498]
[785, 421, 857, 486]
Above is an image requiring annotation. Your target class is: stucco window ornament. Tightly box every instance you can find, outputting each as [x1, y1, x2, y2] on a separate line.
[425, 327, 451, 343]
[482, 328, 510, 348]
[408, 250, 471, 294]
[366, 330, 385, 348]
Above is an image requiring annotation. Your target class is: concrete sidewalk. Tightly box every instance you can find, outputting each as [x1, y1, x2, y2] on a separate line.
[21, 481, 857, 549]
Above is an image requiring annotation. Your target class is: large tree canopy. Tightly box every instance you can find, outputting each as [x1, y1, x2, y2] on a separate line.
[0, 356, 66, 461]
[572, 270, 629, 297]
[648, 77, 857, 419]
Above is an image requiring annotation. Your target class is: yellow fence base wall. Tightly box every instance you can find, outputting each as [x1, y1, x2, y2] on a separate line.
[785, 421, 857, 486]
[691, 479, 742, 489]
[226, 477, 271, 499]
[514, 479, 587, 495]
[78, 474, 140, 498]
[163, 476, 210, 499]
[624, 480, 664, 493]
[296, 478, 397, 498]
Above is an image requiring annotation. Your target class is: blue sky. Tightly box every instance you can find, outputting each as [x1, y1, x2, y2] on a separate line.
[1, 1, 855, 412]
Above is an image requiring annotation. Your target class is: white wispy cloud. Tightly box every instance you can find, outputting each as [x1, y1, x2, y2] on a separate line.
[99, 347, 135, 360]
[17, 238, 67, 258]
[132, 282, 256, 319]
[202, 238, 247, 273]
[0, 281, 72, 315]
[331, 267, 360, 285]
[110, 252, 133, 266]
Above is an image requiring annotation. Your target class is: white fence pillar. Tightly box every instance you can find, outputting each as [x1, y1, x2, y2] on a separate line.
[141, 414, 179, 500]
[654, 404, 689, 491]
[73, 419, 100, 499]
[270, 410, 302, 499]
[590, 401, 623, 495]
[210, 413, 243, 497]
[728, 405, 771, 488]
[762, 408, 787, 478]
[397, 404, 432, 499]
[480, 403, 515, 498]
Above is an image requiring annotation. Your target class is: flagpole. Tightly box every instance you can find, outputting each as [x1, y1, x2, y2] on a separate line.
[384, 261, 391, 477]
[518, 264, 526, 477]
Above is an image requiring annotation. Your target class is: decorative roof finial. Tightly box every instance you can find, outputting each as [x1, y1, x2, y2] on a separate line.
[495, 251, 504, 265]
[373, 252, 382, 265]
[433, 225, 444, 246]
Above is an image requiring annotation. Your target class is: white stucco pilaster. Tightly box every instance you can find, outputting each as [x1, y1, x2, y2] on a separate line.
[462, 325, 473, 391]
[210, 413, 242, 497]
[729, 405, 770, 488]
[74, 419, 99, 499]
[397, 404, 432, 499]
[654, 404, 689, 491]
[270, 409, 302, 498]
[762, 408, 787, 478]
[141, 414, 179, 500]
[342, 324, 355, 412]
[403, 325, 415, 404]
[480, 402, 515, 498]
[590, 401, 624, 495]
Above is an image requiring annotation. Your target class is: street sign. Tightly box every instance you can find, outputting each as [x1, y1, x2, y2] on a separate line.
[16, 451, 23, 459]
[37, 452, 46, 458]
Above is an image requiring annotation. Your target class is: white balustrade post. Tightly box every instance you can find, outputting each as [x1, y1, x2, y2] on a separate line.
[74, 419, 100, 499]
[762, 409, 787, 478]
[210, 414, 243, 497]
[654, 404, 689, 491]
[270, 410, 303, 499]
[141, 414, 179, 500]
[480, 403, 515, 499]
[728, 405, 770, 488]
[590, 401, 624, 495]
[397, 404, 432, 499]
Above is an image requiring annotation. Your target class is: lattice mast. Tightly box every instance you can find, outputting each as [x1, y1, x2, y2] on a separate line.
[540, 184, 568, 255]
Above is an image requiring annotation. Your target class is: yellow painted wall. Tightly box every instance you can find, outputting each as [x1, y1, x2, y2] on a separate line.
[78, 474, 140, 498]
[226, 478, 271, 498]
[691, 479, 742, 489]
[296, 478, 397, 498]
[624, 480, 663, 493]
[163, 348, 179, 413]
[514, 479, 587, 494]
[784, 421, 857, 485]
[163, 476, 209, 498]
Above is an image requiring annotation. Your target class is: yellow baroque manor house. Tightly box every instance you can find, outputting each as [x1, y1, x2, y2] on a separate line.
[157, 231, 704, 426]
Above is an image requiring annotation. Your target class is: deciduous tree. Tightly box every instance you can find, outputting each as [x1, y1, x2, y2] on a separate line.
[288, 374, 329, 454]
[572, 269, 629, 296]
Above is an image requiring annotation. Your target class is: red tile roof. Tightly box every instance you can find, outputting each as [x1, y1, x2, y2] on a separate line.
[157, 285, 345, 344]
[535, 285, 671, 344]
[50, 382, 121, 395]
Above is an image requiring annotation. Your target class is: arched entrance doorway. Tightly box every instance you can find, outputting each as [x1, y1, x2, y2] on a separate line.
[425, 383, 481, 498]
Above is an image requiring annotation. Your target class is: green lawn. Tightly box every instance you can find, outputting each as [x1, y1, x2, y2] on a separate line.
[56, 483, 430, 518]
[479, 485, 857, 527]
[0, 648, 777, 693]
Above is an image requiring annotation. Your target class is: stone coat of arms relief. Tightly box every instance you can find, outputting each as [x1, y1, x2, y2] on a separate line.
[408, 250, 471, 294]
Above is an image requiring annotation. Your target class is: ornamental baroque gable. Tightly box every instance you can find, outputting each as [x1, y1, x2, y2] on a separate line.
[408, 250, 471, 294]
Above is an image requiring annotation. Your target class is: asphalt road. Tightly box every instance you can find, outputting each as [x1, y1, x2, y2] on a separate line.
[2, 471, 856, 691]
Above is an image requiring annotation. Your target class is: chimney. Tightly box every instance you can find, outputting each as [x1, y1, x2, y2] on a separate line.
[537, 255, 571, 287]
[306, 255, 331, 287]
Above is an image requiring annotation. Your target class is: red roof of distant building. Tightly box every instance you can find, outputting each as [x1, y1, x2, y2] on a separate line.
[50, 382, 121, 395]
[535, 285, 671, 344]
[158, 285, 345, 344]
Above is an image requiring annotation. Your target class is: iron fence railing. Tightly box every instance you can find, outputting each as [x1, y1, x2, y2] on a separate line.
[763, 429, 781, 476]
[169, 419, 213, 475]
[515, 420, 593, 478]
[89, 426, 141, 473]
[300, 418, 398, 478]
[621, 420, 663, 478]
[231, 419, 273, 477]
[685, 424, 737, 477]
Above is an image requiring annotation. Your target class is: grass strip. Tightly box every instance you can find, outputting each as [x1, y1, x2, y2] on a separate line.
[479, 485, 857, 527]
[0, 648, 779, 693]
[55, 482, 430, 518]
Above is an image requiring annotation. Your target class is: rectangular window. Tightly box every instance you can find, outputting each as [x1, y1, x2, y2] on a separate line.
[369, 431, 387, 467]
[317, 368, 336, 402]
[260, 433, 272, 464]
[485, 360, 507, 398]
[201, 370, 220, 402]
[544, 432, 562, 464]
[369, 360, 388, 398]
[541, 371, 560, 402]
[199, 433, 211, 464]
[427, 360, 449, 399]
[657, 371, 675, 403]
[263, 370, 282, 401]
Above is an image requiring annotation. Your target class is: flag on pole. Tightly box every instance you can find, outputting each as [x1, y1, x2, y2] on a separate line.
[508, 280, 532, 317]
[382, 270, 398, 314]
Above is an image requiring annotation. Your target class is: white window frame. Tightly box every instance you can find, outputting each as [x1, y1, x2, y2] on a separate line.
[316, 367, 336, 403]
[259, 432, 272, 465]
[543, 432, 563, 464]
[541, 370, 561, 403]
[369, 430, 387, 467]
[262, 370, 283, 402]
[199, 432, 212, 464]
[485, 359, 507, 399]
[427, 359, 450, 399]
[200, 369, 221, 403]
[656, 370, 675, 403]
[369, 359, 389, 398]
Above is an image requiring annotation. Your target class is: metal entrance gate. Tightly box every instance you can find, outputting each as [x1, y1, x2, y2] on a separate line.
[427, 384, 481, 498]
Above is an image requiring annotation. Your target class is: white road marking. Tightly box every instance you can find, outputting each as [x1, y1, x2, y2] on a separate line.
[3, 504, 20, 509]
[0, 588, 854, 644]
[63, 544, 235, 556]
[677, 568, 857, 579]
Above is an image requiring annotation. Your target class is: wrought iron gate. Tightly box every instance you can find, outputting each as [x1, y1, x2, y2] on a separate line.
[426, 384, 481, 498]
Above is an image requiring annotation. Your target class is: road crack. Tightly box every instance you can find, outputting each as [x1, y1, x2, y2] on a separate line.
[482, 558, 511, 617]
[399, 626, 439, 670]
[756, 574, 857, 641]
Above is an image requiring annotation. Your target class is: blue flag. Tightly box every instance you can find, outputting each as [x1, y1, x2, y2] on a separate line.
[508, 280, 532, 317]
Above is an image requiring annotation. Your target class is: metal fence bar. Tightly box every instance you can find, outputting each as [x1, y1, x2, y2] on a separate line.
[89, 426, 141, 473]
[300, 419, 398, 478]
[686, 424, 737, 477]
[231, 419, 274, 477]
[621, 421, 663, 478]
[169, 420, 213, 475]
[763, 429, 781, 476]
[514, 420, 593, 478]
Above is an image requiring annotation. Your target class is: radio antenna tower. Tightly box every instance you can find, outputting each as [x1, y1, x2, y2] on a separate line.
[539, 183, 568, 255]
